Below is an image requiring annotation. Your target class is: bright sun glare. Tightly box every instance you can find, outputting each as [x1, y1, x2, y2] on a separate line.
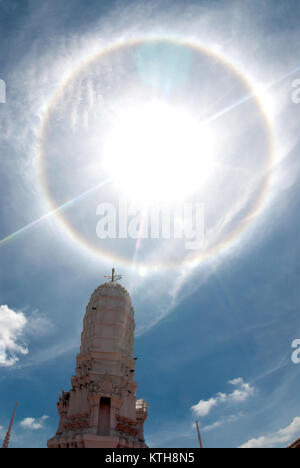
[103, 101, 215, 204]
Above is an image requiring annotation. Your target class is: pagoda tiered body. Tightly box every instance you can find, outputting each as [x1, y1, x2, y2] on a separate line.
[47, 279, 148, 448]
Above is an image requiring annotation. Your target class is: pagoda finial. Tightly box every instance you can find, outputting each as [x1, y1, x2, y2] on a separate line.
[2, 403, 18, 449]
[104, 267, 122, 283]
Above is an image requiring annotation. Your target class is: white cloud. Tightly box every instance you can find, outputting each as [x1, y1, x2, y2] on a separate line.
[202, 412, 245, 432]
[239, 417, 300, 448]
[191, 378, 255, 418]
[192, 397, 219, 418]
[0, 305, 56, 368]
[20, 415, 49, 431]
[0, 305, 28, 367]
[228, 378, 255, 402]
[202, 420, 223, 431]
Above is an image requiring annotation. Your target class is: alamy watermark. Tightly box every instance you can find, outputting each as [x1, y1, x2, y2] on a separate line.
[291, 339, 300, 364]
[0, 79, 6, 104]
[291, 79, 300, 104]
[96, 201, 205, 250]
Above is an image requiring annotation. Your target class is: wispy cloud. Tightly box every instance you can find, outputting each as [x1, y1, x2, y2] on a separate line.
[0, 0, 296, 342]
[202, 412, 245, 432]
[24, 310, 56, 338]
[191, 378, 255, 417]
[146, 426, 195, 448]
[20, 415, 49, 431]
[239, 417, 300, 448]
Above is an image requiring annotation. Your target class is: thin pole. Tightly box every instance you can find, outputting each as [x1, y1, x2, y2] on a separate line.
[196, 421, 203, 448]
[2, 403, 18, 449]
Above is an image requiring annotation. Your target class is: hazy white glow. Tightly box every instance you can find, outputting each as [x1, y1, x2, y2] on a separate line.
[104, 101, 215, 203]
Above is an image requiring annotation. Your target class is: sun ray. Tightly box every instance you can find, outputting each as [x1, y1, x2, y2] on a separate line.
[0, 178, 112, 248]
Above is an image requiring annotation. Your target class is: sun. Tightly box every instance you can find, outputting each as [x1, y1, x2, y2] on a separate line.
[103, 101, 215, 204]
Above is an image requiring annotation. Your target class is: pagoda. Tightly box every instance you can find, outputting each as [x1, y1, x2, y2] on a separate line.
[47, 270, 148, 448]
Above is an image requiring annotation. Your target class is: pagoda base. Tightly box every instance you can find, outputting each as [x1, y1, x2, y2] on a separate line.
[47, 433, 147, 449]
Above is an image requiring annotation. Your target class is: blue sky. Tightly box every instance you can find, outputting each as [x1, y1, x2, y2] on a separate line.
[0, 0, 300, 448]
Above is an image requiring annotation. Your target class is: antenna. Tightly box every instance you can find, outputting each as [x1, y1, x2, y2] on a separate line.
[2, 403, 18, 449]
[196, 421, 203, 449]
[104, 268, 122, 283]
